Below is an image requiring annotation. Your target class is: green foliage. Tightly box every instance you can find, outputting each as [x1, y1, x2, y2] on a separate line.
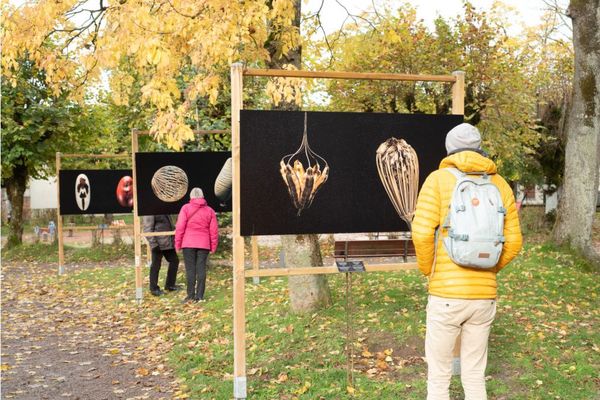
[1, 57, 94, 181]
[312, 2, 565, 181]
[1, 55, 110, 246]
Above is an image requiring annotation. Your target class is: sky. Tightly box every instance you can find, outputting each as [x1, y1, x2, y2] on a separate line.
[303, 0, 571, 36]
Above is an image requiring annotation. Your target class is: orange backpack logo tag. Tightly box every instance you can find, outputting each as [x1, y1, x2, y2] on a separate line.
[471, 198, 480, 206]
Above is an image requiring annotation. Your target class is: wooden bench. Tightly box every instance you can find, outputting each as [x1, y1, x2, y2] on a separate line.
[334, 238, 416, 263]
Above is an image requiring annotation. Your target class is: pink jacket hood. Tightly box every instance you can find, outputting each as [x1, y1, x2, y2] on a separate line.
[175, 198, 219, 252]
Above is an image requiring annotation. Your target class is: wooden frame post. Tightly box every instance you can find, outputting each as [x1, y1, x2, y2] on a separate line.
[231, 62, 247, 400]
[451, 71, 465, 115]
[251, 237, 260, 284]
[451, 70, 465, 374]
[131, 130, 144, 304]
[56, 152, 65, 275]
[232, 67, 465, 395]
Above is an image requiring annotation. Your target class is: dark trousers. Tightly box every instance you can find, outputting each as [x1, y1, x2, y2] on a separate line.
[183, 248, 209, 300]
[149, 248, 179, 291]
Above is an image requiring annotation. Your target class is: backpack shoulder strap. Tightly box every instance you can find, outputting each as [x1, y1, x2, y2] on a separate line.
[444, 167, 464, 179]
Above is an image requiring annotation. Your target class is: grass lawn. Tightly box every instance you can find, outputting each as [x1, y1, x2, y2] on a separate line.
[34, 241, 599, 400]
[2, 241, 134, 264]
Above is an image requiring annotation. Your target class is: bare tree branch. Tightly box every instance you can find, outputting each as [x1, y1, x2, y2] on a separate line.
[334, 0, 378, 32]
[541, 0, 573, 33]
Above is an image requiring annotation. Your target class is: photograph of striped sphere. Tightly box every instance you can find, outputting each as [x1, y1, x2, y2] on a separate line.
[151, 165, 189, 202]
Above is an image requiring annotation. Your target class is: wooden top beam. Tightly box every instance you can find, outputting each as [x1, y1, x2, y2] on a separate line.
[59, 153, 130, 159]
[243, 68, 456, 83]
[134, 129, 229, 136]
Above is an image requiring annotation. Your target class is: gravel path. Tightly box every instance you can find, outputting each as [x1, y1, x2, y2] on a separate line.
[1, 261, 176, 400]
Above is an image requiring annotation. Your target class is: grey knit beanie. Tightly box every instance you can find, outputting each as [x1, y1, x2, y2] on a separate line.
[445, 123, 482, 154]
[190, 187, 204, 199]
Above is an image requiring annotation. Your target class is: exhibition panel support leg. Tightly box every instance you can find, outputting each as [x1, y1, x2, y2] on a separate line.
[345, 271, 355, 388]
[252, 236, 260, 285]
[451, 69, 465, 375]
[56, 152, 65, 275]
[57, 215, 65, 275]
[131, 129, 143, 305]
[232, 62, 247, 400]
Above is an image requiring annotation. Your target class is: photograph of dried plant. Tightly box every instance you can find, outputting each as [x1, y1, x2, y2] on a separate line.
[75, 174, 91, 211]
[214, 157, 232, 204]
[151, 165, 189, 202]
[376, 138, 419, 229]
[279, 113, 329, 216]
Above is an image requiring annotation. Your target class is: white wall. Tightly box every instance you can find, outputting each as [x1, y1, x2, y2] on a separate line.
[29, 178, 57, 209]
[516, 184, 545, 206]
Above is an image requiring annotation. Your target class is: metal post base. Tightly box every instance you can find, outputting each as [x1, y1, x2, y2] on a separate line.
[136, 287, 143, 305]
[452, 357, 461, 375]
[252, 277, 260, 285]
[234, 376, 247, 399]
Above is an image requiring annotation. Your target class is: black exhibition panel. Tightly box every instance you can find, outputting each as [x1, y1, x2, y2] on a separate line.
[59, 170, 133, 215]
[135, 152, 232, 216]
[240, 110, 463, 236]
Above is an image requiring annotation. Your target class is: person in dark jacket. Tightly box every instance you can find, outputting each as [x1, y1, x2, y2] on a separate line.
[143, 215, 180, 296]
[175, 188, 218, 303]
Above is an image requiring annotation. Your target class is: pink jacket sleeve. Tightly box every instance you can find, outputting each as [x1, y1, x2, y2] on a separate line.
[175, 206, 188, 251]
[209, 210, 219, 253]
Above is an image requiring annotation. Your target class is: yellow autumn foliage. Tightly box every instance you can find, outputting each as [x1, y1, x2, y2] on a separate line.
[2, 0, 301, 149]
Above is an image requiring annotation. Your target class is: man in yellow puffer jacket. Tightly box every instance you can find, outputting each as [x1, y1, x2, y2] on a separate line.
[412, 123, 522, 400]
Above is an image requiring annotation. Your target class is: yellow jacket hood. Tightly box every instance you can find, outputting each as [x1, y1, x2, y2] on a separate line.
[439, 150, 497, 174]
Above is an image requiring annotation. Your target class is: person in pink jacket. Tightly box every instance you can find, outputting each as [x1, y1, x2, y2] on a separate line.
[175, 187, 219, 303]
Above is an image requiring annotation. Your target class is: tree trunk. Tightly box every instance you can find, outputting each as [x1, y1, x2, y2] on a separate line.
[5, 165, 28, 248]
[90, 215, 101, 247]
[268, 0, 332, 313]
[553, 0, 600, 263]
[282, 235, 332, 312]
[104, 213, 121, 245]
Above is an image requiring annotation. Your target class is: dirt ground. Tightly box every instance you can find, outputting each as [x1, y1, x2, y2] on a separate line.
[1, 261, 177, 400]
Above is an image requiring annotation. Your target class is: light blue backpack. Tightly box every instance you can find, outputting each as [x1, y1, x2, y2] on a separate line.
[440, 168, 506, 269]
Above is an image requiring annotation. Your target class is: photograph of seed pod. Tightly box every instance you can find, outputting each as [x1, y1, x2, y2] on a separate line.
[115, 175, 134, 207]
[279, 112, 329, 216]
[214, 157, 232, 205]
[376, 137, 419, 229]
[151, 165, 189, 202]
[135, 152, 231, 215]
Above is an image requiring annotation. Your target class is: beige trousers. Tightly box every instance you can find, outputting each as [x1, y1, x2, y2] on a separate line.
[425, 295, 497, 400]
